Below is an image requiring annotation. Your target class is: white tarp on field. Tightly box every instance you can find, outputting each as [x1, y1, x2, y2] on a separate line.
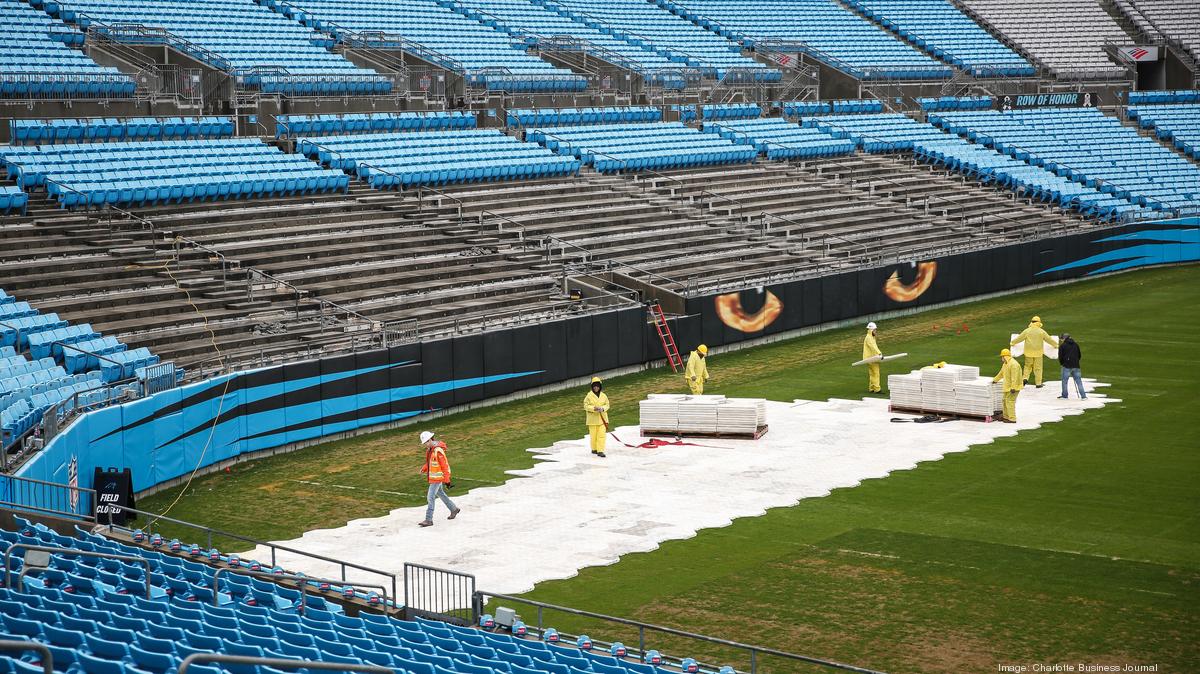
[250, 381, 1115, 597]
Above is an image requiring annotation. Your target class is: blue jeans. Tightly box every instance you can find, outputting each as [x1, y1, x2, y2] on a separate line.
[425, 483, 457, 521]
[1061, 368, 1086, 398]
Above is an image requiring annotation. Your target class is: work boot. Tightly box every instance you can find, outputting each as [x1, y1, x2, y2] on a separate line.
[1001, 418, 1016, 424]
[1036, 384, 1044, 388]
[448, 508, 461, 520]
[1057, 396, 1068, 399]
[418, 520, 433, 527]
[596, 452, 607, 458]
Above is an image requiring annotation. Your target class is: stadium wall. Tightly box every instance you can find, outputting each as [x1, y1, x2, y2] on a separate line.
[9, 219, 1196, 512]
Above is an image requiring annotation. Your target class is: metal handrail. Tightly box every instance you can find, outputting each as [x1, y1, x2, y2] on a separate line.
[0, 641, 52, 674]
[476, 591, 886, 674]
[179, 654, 389, 674]
[0, 474, 97, 520]
[3, 542, 152, 597]
[99, 503, 400, 602]
[212, 567, 392, 613]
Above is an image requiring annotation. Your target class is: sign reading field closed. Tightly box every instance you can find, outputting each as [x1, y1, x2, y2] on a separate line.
[93, 467, 135, 525]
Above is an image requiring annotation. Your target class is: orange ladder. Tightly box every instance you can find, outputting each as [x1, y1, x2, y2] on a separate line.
[648, 301, 683, 372]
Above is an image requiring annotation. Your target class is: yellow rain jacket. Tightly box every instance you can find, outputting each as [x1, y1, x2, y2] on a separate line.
[993, 357, 1024, 392]
[1011, 321, 1058, 356]
[584, 390, 610, 426]
[863, 331, 881, 360]
[685, 350, 709, 384]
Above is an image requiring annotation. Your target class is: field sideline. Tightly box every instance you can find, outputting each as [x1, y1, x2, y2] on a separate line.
[141, 265, 1200, 673]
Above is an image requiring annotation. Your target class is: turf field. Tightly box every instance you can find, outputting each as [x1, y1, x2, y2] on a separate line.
[141, 265, 1200, 674]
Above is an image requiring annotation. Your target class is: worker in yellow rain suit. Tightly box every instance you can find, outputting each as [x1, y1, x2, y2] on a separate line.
[863, 321, 882, 394]
[685, 344, 709, 395]
[1011, 315, 1059, 388]
[583, 377, 610, 458]
[992, 348, 1024, 423]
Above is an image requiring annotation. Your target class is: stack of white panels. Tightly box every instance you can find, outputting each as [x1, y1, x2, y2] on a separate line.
[677, 398, 720, 433]
[949, 377, 1002, 416]
[639, 398, 681, 431]
[640, 395, 766, 435]
[920, 367, 959, 410]
[715, 399, 763, 435]
[888, 372, 923, 408]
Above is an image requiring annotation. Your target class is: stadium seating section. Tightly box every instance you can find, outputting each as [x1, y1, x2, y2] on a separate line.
[930, 108, 1200, 213]
[1111, 0, 1199, 63]
[845, 0, 1035, 76]
[917, 95, 992, 111]
[264, 0, 587, 91]
[298, 130, 581, 188]
[0, 185, 27, 215]
[44, 0, 389, 95]
[658, 0, 954, 80]
[0, 0, 134, 98]
[1127, 89, 1200, 104]
[699, 103, 761, 120]
[909, 135, 1149, 221]
[703, 118, 856, 159]
[549, 0, 778, 81]
[529, 122, 756, 171]
[782, 100, 884, 117]
[276, 112, 477, 138]
[1128, 103, 1200, 160]
[449, 0, 685, 78]
[956, 0, 1128, 78]
[802, 112, 951, 150]
[507, 106, 662, 128]
[0, 517, 709, 674]
[0, 288, 156, 449]
[10, 117, 235, 144]
[2, 139, 349, 208]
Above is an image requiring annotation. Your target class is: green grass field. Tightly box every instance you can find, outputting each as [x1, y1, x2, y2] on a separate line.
[141, 265, 1200, 674]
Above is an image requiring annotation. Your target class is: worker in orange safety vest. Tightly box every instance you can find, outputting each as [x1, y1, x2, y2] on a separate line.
[418, 430, 460, 527]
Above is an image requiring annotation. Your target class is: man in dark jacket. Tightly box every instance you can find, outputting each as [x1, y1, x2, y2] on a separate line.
[1057, 333, 1086, 399]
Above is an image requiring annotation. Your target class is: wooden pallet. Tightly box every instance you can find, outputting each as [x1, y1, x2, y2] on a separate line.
[640, 424, 769, 440]
[888, 405, 999, 423]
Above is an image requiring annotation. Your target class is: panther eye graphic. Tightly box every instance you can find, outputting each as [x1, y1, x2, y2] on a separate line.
[884, 262, 937, 303]
[714, 289, 783, 333]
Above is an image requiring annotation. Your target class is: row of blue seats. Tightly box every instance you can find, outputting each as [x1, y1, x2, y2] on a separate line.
[49, 170, 351, 209]
[27, 323, 99, 361]
[0, 371, 102, 419]
[1128, 104, 1200, 161]
[276, 111, 477, 137]
[506, 107, 662, 128]
[0, 73, 135, 98]
[0, 358, 58, 386]
[0, 185, 28, 215]
[9, 117, 234, 144]
[698, 103, 760, 120]
[98, 347, 159, 383]
[917, 95, 992, 111]
[703, 118, 856, 159]
[1127, 90, 1199, 105]
[1, 361, 66, 394]
[669, 105, 698, 124]
[475, 73, 589, 92]
[802, 112, 949, 150]
[0, 314, 67, 349]
[781, 99, 884, 117]
[0, 301, 37, 320]
[62, 336, 127, 374]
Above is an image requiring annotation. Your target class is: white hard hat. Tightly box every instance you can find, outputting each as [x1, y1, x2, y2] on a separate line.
[419, 431, 435, 444]
[867, 321, 877, 330]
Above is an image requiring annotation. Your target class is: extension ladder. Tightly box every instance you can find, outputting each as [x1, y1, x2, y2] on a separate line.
[648, 302, 683, 373]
